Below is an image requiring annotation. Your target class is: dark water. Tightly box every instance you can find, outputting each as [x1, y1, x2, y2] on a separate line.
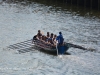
[2, 0, 100, 18]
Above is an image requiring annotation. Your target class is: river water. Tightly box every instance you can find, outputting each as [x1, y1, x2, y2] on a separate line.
[0, 0, 100, 75]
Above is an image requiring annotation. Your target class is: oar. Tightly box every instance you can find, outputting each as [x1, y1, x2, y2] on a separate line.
[66, 43, 87, 50]
[56, 42, 58, 56]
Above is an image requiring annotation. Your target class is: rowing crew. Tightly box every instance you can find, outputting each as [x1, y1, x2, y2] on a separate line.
[33, 30, 64, 47]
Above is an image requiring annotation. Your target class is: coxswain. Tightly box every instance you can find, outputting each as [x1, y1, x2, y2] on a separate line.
[56, 32, 64, 46]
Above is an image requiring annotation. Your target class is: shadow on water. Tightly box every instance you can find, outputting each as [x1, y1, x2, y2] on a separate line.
[6, 39, 49, 54]
[7, 39, 71, 55]
[7, 39, 32, 49]
[7, 39, 37, 54]
[6, 38, 96, 55]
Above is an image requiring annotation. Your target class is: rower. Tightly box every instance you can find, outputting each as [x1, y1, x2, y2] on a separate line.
[53, 34, 57, 46]
[49, 33, 54, 44]
[46, 32, 50, 38]
[37, 30, 42, 39]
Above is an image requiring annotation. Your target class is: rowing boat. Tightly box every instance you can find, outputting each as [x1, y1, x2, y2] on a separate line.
[32, 35, 70, 55]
